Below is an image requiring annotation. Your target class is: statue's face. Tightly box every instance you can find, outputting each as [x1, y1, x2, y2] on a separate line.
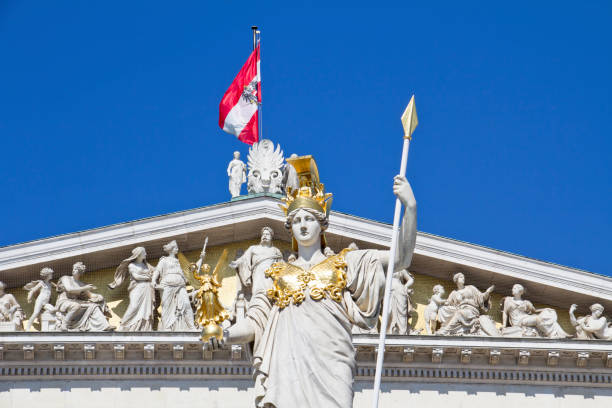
[261, 229, 272, 243]
[455, 274, 465, 287]
[438, 287, 445, 295]
[592, 308, 603, 318]
[137, 250, 147, 262]
[512, 285, 522, 297]
[234, 151, 240, 159]
[291, 209, 322, 248]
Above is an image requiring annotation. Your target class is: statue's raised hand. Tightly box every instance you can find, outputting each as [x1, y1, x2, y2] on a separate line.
[393, 175, 416, 209]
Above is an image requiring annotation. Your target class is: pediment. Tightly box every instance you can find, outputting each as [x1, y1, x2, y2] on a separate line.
[1, 194, 611, 325]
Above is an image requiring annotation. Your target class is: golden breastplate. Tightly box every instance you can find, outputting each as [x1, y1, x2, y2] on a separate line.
[265, 249, 350, 308]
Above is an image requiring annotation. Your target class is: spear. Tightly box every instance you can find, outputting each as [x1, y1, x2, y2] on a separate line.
[371, 95, 418, 408]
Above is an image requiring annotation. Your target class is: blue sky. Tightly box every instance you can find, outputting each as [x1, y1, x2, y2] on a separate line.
[1, 2, 610, 275]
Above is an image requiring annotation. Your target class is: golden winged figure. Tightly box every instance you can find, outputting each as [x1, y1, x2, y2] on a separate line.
[190, 247, 230, 341]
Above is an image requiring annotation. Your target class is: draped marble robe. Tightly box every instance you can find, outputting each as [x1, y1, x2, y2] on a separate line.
[248, 249, 385, 408]
[155, 256, 196, 331]
[118, 263, 155, 331]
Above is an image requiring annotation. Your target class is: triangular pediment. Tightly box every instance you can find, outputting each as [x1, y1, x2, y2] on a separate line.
[1, 194, 611, 328]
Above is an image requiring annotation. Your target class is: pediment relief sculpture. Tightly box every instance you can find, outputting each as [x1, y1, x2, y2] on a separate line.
[55, 262, 113, 332]
[435, 272, 499, 336]
[570, 303, 612, 340]
[153, 240, 196, 331]
[108, 246, 156, 331]
[501, 283, 570, 339]
[0, 281, 25, 331]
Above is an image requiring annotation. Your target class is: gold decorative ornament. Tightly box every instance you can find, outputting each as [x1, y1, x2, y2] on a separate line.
[265, 248, 351, 308]
[279, 155, 333, 217]
[192, 249, 230, 342]
[279, 155, 333, 251]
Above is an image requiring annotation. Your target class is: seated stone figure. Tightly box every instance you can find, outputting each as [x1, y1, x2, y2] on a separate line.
[55, 262, 113, 331]
[501, 283, 569, 338]
[0, 281, 25, 331]
[569, 303, 612, 340]
[436, 272, 498, 336]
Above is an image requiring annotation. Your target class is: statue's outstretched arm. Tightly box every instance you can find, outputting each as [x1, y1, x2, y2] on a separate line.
[376, 175, 417, 271]
[225, 318, 256, 344]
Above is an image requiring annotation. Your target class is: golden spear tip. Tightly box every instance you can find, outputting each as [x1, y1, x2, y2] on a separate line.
[401, 95, 418, 140]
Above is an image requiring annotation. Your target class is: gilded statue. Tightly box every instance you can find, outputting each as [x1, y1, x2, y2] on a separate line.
[192, 246, 230, 341]
[204, 155, 417, 408]
[108, 247, 156, 331]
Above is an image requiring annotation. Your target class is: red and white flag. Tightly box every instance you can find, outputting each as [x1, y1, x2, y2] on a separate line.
[218, 44, 260, 145]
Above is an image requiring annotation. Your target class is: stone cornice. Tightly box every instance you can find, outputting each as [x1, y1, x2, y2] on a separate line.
[0, 334, 610, 387]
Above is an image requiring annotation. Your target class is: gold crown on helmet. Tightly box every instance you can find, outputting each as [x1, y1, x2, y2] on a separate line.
[278, 155, 333, 217]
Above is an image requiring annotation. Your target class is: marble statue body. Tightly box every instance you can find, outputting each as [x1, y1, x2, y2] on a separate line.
[153, 240, 196, 331]
[23, 267, 54, 331]
[109, 247, 156, 331]
[247, 139, 284, 194]
[386, 269, 414, 335]
[424, 284, 446, 335]
[227, 151, 247, 198]
[569, 303, 612, 340]
[436, 273, 498, 336]
[206, 173, 417, 408]
[501, 284, 569, 338]
[55, 262, 112, 332]
[0, 281, 24, 331]
[229, 227, 283, 314]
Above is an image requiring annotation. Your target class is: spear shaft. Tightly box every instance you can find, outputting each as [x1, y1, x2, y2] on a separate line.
[371, 96, 417, 408]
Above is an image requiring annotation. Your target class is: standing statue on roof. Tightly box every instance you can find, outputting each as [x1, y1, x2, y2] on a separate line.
[205, 155, 417, 408]
[227, 151, 247, 198]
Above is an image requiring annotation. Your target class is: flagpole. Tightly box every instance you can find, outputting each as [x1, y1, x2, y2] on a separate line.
[251, 26, 263, 141]
[371, 96, 417, 408]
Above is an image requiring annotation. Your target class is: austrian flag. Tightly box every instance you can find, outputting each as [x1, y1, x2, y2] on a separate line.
[218, 44, 260, 145]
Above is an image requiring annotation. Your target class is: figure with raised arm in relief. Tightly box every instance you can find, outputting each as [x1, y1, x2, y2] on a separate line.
[108, 247, 156, 331]
[229, 227, 283, 321]
[23, 267, 54, 331]
[436, 272, 498, 336]
[569, 303, 612, 340]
